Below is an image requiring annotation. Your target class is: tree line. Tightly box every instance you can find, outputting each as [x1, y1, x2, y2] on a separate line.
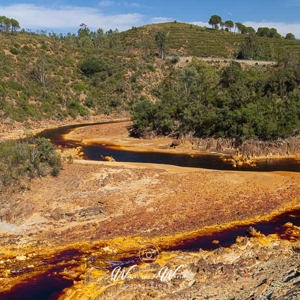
[0, 16, 20, 33]
[208, 15, 296, 40]
[0, 16, 120, 49]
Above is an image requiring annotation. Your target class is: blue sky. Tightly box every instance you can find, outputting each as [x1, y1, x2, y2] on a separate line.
[0, 1, 299, 37]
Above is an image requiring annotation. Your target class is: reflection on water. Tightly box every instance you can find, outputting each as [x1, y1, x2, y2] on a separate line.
[169, 209, 300, 251]
[0, 274, 73, 300]
[39, 121, 300, 172]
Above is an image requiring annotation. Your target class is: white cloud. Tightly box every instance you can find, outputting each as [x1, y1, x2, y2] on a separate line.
[191, 21, 209, 27]
[98, 1, 142, 8]
[243, 21, 300, 38]
[151, 17, 174, 24]
[0, 4, 144, 31]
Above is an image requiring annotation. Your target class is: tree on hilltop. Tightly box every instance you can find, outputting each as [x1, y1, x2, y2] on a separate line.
[257, 27, 281, 38]
[209, 15, 222, 29]
[77, 23, 90, 39]
[224, 20, 234, 32]
[10, 18, 20, 33]
[235, 22, 246, 34]
[246, 26, 256, 35]
[0, 16, 20, 33]
[285, 33, 296, 40]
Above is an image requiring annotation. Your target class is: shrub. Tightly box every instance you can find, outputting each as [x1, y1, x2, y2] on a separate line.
[0, 137, 62, 189]
[74, 82, 87, 92]
[84, 97, 95, 108]
[10, 48, 19, 55]
[67, 100, 88, 116]
[7, 80, 23, 91]
[147, 64, 155, 72]
[170, 56, 180, 64]
[40, 44, 48, 50]
[79, 57, 109, 76]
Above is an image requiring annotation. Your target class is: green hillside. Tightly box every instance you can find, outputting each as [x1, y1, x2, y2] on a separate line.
[121, 22, 300, 59]
[0, 21, 299, 123]
[0, 32, 156, 122]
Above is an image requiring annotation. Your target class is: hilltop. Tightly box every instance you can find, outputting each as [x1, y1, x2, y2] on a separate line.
[121, 22, 300, 58]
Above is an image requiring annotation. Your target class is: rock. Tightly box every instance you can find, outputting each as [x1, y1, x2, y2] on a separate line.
[170, 140, 181, 148]
[101, 155, 116, 162]
[247, 226, 261, 237]
[16, 255, 27, 261]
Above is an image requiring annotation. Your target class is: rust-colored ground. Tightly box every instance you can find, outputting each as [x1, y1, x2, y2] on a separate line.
[1, 162, 299, 246]
[0, 120, 299, 299]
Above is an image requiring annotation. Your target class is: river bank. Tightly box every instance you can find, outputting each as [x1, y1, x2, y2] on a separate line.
[1, 117, 299, 167]
[64, 121, 300, 168]
[0, 114, 130, 141]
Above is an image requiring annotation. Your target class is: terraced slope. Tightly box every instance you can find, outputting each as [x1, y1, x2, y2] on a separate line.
[121, 22, 300, 58]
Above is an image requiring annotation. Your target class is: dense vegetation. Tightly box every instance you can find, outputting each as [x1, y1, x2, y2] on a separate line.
[0, 18, 299, 143]
[0, 137, 61, 189]
[131, 55, 300, 142]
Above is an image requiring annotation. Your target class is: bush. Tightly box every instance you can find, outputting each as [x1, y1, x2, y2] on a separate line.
[79, 57, 109, 76]
[67, 100, 88, 116]
[10, 48, 19, 55]
[0, 137, 62, 189]
[147, 64, 155, 72]
[84, 97, 95, 108]
[7, 80, 23, 91]
[74, 82, 87, 92]
[170, 56, 180, 64]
